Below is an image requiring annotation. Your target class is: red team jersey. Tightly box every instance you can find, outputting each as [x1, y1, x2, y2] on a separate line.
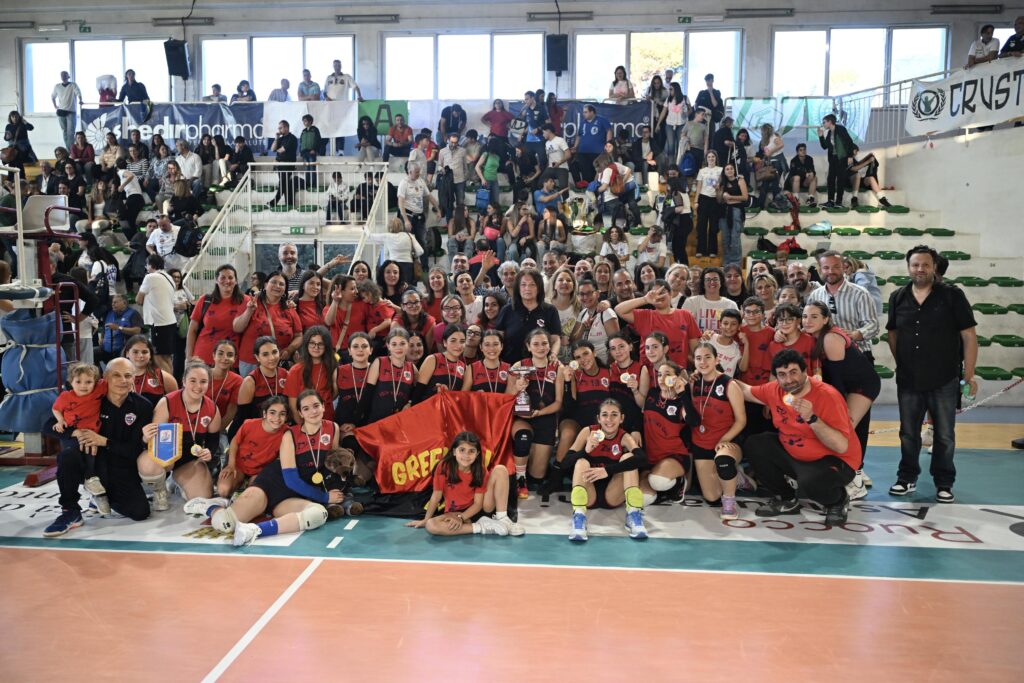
[285, 362, 335, 421]
[295, 299, 325, 330]
[631, 308, 701, 367]
[643, 391, 690, 462]
[768, 333, 817, 377]
[691, 375, 736, 449]
[234, 418, 286, 476]
[571, 367, 612, 426]
[433, 466, 488, 513]
[164, 389, 218, 458]
[207, 371, 243, 418]
[587, 427, 628, 464]
[335, 363, 370, 426]
[325, 300, 368, 349]
[54, 379, 108, 432]
[469, 360, 510, 393]
[238, 302, 303, 364]
[289, 422, 337, 486]
[190, 294, 250, 365]
[740, 325, 776, 385]
[248, 367, 289, 402]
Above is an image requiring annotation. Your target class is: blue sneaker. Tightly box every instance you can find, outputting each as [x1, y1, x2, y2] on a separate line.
[626, 510, 648, 540]
[568, 511, 588, 542]
[44, 509, 84, 537]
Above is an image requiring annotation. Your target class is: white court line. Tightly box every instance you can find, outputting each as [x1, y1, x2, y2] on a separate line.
[326, 536, 343, 549]
[4, 543, 1022, 587]
[344, 520, 358, 530]
[200, 557, 322, 683]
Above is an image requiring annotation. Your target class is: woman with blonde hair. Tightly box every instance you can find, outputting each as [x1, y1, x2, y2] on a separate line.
[368, 216, 424, 286]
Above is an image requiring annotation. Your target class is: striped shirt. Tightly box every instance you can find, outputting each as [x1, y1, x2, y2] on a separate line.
[808, 279, 879, 354]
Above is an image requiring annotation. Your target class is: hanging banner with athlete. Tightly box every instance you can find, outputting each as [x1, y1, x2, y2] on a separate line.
[905, 59, 1024, 136]
[356, 391, 515, 493]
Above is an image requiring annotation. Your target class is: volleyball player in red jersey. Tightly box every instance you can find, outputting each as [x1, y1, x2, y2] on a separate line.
[124, 334, 177, 406]
[768, 303, 817, 376]
[140, 362, 222, 513]
[232, 336, 288, 440]
[614, 278, 701, 367]
[324, 275, 367, 354]
[414, 324, 466, 403]
[640, 360, 698, 504]
[201, 395, 289, 500]
[641, 331, 669, 378]
[361, 328, 417, 423]
[285, 326, 338, 423]
[606, 333, 647, 444]
[552, 341, 611, 493]
[462, 330, 510, 393]
[207, 340, 243, 429]
[564, 399, 649, 541]
[200, 391, 341, 546]
[335, 332, 373, 430]
[689, 343, 747, 520]
[406, 431, 523, 537]
[506, 329, 564, 500]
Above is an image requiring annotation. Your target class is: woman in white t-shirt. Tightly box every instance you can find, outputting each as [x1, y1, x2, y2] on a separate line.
[574, 277, 619, 363]
[694, 150, 722, 258]
[551, 268, 581, 363]
[600, 225, 631, 271]
[682, 265, 738, 333]
[115, 158, 145, 234]
[369, 216, 425, 287]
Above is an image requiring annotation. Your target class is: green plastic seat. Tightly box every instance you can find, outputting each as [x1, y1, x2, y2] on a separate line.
[883, 205, 910, 213]
[817, 185, 828, 192]
[845, 250, 874, 260]
[992, 335, 1024, 347]
[743, 227, 769, 236]
[977, 335, 992, 347]
[924, 227, 955, 237]
[989, 276, 1023, 287]
[499, 185, 512, 192]
[953, 276, 989, 287]
[833, 227, 860, 236]
[772, 226, 801, 235]
[864, 227, 892, 237]
[1012, 367, 1024, 378]
[250, 205, 265, 212]
[879, 332, 888, 343]
[270, 205, 291, 212]
[887, 275, 911, 287]
[854, 205, 879, 213]
[798, 206, 820, 214]
[639, 206, 653, 214]
[882, 302, 889, 313]
[629, 226, 647, 236]
[1009, 303, 1024, 315]
[298, 205, 320, 213]
[746, 207, 761, 216]
[766, 207, 788, 214]
[876, 276, 887, 285]
[874, 365, 895, 379]
[940, 250, 970, 260]
[747, 250, 774, 260]
[975, 366, 1012, 381]
[824, 206, 849, 214]
[255, 185, 276, 193]
[875, 250, 904, 260]
[972, 303, 1008, 315]
[894, 227, 925, 236]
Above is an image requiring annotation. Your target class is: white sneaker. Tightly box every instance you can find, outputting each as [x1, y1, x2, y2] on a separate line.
[211, 506, 238, 534]
[921, 425, 934, 447]
[232, 522, 260, 547]
[83, 476, 106, 496]
[184, 497, 229, 517]
[496, 515, 525, 536]
[859, 469, 873, 488]
[476, 516, 509, 536]
[151, 486, 169, 512]
[846, 473, 868, 501]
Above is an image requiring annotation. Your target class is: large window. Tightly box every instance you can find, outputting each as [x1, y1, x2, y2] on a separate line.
[202, 39, 249, 101]
[828, 29, 887, 95]
[24, 42, 70, 113]
[304, 36, 356, 82]
[493, 34, 543, 99]
[687, 31, 742, 101]
[575, 33, 627, 100]
[252, 37, 303, 98]
[74, 40, 124, 106]
[438, 34, 490, 100]
[124, 40, 171, 102]
[993, 27, 1015, 51]
[630, 31, 684, 95]
[772, 31, 827, 97]
[385, 36, 435, 100]
[891, 28, 947, 83]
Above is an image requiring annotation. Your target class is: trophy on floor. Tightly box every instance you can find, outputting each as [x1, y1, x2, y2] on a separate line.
[510, 366, 537, 416]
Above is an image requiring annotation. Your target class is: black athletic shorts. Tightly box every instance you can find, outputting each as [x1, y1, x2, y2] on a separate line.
[150, 323, 177, 356]
[527, 413, 558, 447]
[691, 444, 716, 461]
[252, 462, 309, 513]
[583, 455, 618, 509]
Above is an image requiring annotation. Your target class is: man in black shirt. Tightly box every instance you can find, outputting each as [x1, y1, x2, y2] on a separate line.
[710, 116, 735, 167]
[222, 136, 254, 189]
[886, 245, 978, 504]
[44, 358, 153, 536]
[998, 16, 1024, 57]
[116, 69, 150, 104]
[268, 120, 299, 208]
[694, 73, 724, 136]
[787, 143, 817, 205]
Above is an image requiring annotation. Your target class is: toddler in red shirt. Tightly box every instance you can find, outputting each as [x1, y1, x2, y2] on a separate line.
[51, 364, 110, 513]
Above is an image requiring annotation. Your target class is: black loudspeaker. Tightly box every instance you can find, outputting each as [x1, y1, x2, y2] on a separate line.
[546, 34, 569, 73]
[164, 39, 191, 80]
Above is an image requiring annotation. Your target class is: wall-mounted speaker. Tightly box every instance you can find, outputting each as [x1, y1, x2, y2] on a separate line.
[164, 39, 191, 80]
[546, 34, 568, 73]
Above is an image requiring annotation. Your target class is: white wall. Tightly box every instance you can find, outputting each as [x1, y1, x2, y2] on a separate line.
[879, 126, 1024, 260]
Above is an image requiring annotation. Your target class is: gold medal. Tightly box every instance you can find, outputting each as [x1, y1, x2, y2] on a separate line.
[311, 472, 324, 485]
[783, 393, 795, 406]
[190, 444, 202, 456]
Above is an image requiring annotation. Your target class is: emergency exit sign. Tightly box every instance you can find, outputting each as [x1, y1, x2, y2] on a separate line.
[79, 25, 92, 33]
[677, 16, 692, 24]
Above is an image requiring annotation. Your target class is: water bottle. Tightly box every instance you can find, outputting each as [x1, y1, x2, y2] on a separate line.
[960, 379, 976, 403]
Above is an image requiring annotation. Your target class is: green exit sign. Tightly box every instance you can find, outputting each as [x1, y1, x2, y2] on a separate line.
[677, 16, 692, 24]
[79, 25, 92, 33]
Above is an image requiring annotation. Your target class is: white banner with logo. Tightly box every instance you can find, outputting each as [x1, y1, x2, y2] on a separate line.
[262, 100, 358, 139]
[905, 59, 1024, 136]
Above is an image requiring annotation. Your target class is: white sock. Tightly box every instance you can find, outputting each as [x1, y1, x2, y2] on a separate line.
[472, 522, 482, 534]
[515, 465, 526, 479]
[495, 511, 508, 520]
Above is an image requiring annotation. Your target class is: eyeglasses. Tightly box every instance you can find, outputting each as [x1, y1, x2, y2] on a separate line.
[402, 301, 421, 307]
[467, 330, 481, 337]
[308, 341, 326, 348]
[442, 304, 463, 312]
[777, 317, 796, 324]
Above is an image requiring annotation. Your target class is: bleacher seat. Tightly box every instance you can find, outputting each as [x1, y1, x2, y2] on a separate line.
[976, 366, 1013, 381]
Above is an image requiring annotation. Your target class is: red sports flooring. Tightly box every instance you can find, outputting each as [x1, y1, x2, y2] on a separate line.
[3, 548, 1022, 682]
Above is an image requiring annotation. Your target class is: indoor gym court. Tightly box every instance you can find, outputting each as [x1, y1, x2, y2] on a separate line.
[1, 410, 1021, 682]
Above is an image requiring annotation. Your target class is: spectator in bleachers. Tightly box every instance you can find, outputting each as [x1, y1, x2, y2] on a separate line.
[437, 132, 468, 214]
[717, 161, 749, 267]
[659, 82, 691, 165]
[383, 113, 413, 162]
[175, 140, 204, 198]
[693, 149, 722, 257]
[511, 143, 541, 198]
[518, 90, 548, 168]
[694, 74, 725, 136]
[126, 143, 149, 182]
[116, 69, 149, 103]
[608, 66, 635, 103]
[841, 254, 883, 315]
[847, 147, 891, 208]
[547, 93, 565, 136]
[595, 153, 641, 229]
[267, 120, 298, 208]
[231, 80, 257, 103]
[97, 132, 125, 183]
[202, 83, 227, 103]
[355, 116, 381, 162]
[323, 59, 363, 102]
[297, 70, 321, 101]
[146, 214, 178, 264]
[51, 71, 83, 152]
[482, 99, 514, 156]
[398, 163, 440, 275]
[646, 75, 669, 145]
[268, 79, 291, 102]
[998, 16, 1024, 57]
[541, 124, 571, 190]
[127, 129, 149, 159]
[680, 107, 709, 175]
[710, 116, 736, 168]
[437, 103, 467, 144]
[786, 261, 819, 302]
[571, 104, 612, 185]
[36, 161, 59, 195]
[97, 294, 143, 366]
[166, 178, 202, 224]
[114, 158, 145, 238]
[662, 167, 692, 266]
[54, 145, 71, 173]
[135, 253, 177, 373]
[145, 143, 172, 197]
[818, 114, 854, 209]
[220, 136, 253, 189]
[4, 111, 35, 163]
[787, 143, 817, 205]
[630, 124, 661, 178]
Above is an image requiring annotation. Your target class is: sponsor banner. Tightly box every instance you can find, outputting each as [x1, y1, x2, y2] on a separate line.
[262, 100, 358, 139]
[82, 102, 270, 153]
[508, 100, 653, 144]
[359, 100, 410, 136]
[906, 59, 1024, 136]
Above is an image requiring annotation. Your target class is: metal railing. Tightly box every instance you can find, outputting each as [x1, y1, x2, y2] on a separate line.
[248, 161, 388, 228]
[181, 170, 254, 298]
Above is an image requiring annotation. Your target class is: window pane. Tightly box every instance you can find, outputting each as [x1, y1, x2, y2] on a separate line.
[304, 36, 356, 85]
[993, 27, 1014, 50]
[630, 31, 684, 95]
[75, 40, 124, 107]
[773, 31, 826, 97]
[891, 28, 947, 84]
[202, 39, 249, 102]
[687, 31, 741, 100]
[386, 36, 434, 100]
[24, 42, 70, 113]
[828, 29, 886, 95]
[493, 33, 543, 100]
[574, 33, 627, 100]
[253, 37, 303, 99]
[438, 34, 490, 100]
[124, 40, 169, 102]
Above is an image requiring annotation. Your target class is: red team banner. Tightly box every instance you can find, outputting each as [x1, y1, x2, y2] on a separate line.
[355, 392, 515, 493]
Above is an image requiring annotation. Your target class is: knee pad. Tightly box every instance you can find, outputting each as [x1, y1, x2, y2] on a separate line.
[141, 473, 166, 488]
[298, 503, 328, 531]
[648, 474, 677, 492]
[211, 506, 237, 534]
[714, 455, 738, 481]
[642, 491, 657, 507]
[570, 485, 589, 509]
[513, 430, 533, 458]
[624, 486, 644, 509]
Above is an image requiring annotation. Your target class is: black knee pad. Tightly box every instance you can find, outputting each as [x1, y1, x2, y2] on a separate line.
[513, 429, 533, 457]
[714, 454, 738, 481]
